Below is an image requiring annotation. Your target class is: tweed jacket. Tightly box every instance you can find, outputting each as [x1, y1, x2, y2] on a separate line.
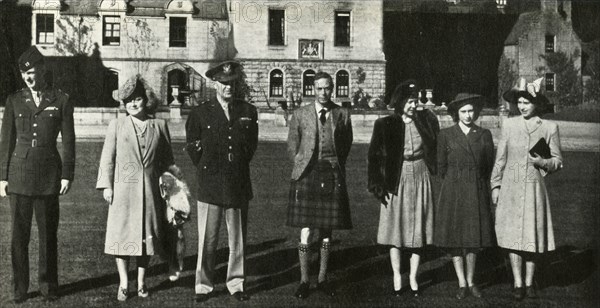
[97, 116, 175, 256]
[185, 97, 258, 207]
[491, 116, 562, 252]
[0, 87, 75, 195]
[287, 102, 353, 181]
[367, 110, 439, 195]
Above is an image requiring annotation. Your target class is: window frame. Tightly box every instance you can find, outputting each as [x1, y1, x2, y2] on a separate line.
[36, 14, 55, 45]
[102, 15, 121, 46]
[335, 70, 350, 98]
[334, 11, 351, 47]
[169, 17, 187, 48]
[545, 35, 555, 53]
[545, 73, 556, 92]
[302, 69, 316, 97]
[268, 9, 285, 46]
[269, 69, 284, 97]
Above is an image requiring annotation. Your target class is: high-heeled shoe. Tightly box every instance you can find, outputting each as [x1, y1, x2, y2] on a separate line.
[117, 286, 128, 302]
[411, 288, 421, 297]
[138, 285, 149, 298]
[169, 271, 181, 282]
[393, 287, 408, 297]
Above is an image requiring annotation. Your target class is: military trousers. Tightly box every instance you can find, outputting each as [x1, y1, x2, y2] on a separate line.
[10, 194, 60, 298]
[195, 201, 247, 295]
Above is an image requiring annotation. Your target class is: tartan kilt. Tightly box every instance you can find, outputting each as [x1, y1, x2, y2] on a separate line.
[287, 160, 352, 229]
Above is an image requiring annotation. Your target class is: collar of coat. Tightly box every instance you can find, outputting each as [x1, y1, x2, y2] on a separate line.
[21, 87, 57, 114]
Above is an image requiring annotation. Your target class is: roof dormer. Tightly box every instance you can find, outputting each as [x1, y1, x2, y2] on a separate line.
[98, 0, 127, 13]
[165, 0, 194, 14]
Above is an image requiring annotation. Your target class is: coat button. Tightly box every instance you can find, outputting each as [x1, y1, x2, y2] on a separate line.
[33, 132, 37, 136]
[228, 136, 231, 139]
[33, 123, 37, 127]
[207, 125, 210, 129]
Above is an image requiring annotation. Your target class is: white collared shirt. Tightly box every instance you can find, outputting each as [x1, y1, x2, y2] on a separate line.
[217, 98, 230, 120]
[30, 89, 41, 107]
[458, 121, 472, 135]
[315, 102, 331, 120]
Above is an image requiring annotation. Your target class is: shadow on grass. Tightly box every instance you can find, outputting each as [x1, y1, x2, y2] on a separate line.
[54, 242, 596, 298]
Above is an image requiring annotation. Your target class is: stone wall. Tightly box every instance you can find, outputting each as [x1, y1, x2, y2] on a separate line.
[242, 60, 386, 107]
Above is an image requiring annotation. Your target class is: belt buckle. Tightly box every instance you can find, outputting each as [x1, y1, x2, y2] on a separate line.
[31, 139, 37, 147]
[228, 153, 233, 162]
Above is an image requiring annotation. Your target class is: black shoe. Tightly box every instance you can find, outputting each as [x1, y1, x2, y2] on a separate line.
[455, 287, 468, 300]
[411, 288, 421, 297]
[393, 287, 407, 297]
[232, 291, 250, 302]
[294, 282, 310, 299]
[316, 281, 336, 297]
[195, 292, 212, 303]
[513, 287, 525, 300]
[469, 285, 482, 298]
[11, 297, 27, 304]
[525, 286, 538, 299]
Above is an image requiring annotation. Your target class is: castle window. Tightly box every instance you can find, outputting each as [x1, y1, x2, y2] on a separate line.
[336, 70, 349, 97]
[268, 9, 285, 46]
[545, 73, 555, 91]
[269, 69, 284, 97]
[545, 35, 555, 53]
[169, 17, 187, 47]
[36, 14, 54, 44]
[303, 70, 316, 97]
[334, 11, 351, 47]
[103, 16, 120, 46]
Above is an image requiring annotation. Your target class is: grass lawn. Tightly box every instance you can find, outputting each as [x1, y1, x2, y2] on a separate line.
[0, 142, 598, 307]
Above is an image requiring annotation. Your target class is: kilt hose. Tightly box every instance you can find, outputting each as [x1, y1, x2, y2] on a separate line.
[287, 160, 352, 230]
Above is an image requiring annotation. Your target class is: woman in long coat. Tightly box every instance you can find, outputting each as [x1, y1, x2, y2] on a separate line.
[97, 76, 177, 301]
[368, 80, 439, 296]
[491, 77, 563, 300]
[434, 93, 495, 299]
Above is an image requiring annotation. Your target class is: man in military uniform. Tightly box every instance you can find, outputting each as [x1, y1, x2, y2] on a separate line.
[0, 46, 75, 303]
[185, 60, 258, 302]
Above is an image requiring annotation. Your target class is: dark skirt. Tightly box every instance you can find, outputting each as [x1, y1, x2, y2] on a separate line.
[287, 160, 352, 229]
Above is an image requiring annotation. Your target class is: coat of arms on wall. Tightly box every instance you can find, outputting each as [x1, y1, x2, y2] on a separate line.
[299, 39, 324, 59]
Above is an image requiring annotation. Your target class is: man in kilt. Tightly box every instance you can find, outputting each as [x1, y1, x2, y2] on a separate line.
[286, 71, 353, 299]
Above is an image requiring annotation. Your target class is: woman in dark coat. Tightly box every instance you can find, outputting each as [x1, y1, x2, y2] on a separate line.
[433, 93, 495, 299]
[368, 80, 439, 296]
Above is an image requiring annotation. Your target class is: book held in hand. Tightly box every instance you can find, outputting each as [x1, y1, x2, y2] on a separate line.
[529, 137, 551, 159]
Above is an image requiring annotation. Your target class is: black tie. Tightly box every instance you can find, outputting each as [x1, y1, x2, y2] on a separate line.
[319, 108, 327, 125]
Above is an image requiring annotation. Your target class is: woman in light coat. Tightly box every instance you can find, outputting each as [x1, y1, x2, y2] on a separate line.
[491, 77, 563, 300]
[97, 76, 178, 301]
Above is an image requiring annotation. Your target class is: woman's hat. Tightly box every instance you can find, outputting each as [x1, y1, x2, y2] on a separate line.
[205, 60, 241, 83]
[114, 75, 159, 111]
[389, 79, 419, 108]
[447, 93, 484, 113]
[503, 77, 549, 106]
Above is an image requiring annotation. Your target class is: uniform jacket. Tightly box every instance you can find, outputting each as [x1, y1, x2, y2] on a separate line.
[434, 124, 495, 247]
[96, 116, 175, 256]
[287, 102, 353, 180]
[185, 97, 258, 207]
[367, 110, 439, 195]
[491, 116, 562, 253]
[0, 87, 75, 195]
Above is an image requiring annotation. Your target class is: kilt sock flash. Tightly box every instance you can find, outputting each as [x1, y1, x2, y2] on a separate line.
[318, 241, 331, 283]
[298, 243, 310, 283]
